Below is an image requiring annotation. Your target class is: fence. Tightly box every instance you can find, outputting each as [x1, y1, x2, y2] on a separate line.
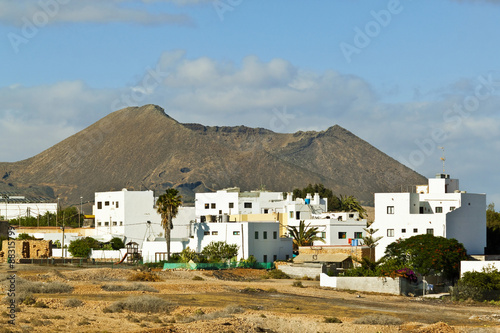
[163, 261, 274, 270]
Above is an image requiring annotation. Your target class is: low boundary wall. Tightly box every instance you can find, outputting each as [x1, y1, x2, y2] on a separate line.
[275, 262, 322, 278]
[320, 274, 411, 295]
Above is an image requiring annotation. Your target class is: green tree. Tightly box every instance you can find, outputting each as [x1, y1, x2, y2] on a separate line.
[383, 234, 467, 281]
[201, 241, 239, 262]
[287, 220, 325, 251]
[110, 237, 125, 250]
[292, 183, 341, 212]
[362, 227, 383, 259]
[17, 233, 36, 240]
[487, 203, 500, 254]
[156, 188, 182, 261]
[339, 195, 367, 218]
[68, 237, 100, 257]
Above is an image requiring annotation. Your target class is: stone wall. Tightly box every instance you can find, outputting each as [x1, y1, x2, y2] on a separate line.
[0, 239, 52, 263]
[275, 262, 322, 278]
[298, 245, 374, 262]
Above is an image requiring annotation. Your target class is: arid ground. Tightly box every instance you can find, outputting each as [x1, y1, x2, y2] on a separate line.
[1, 263, 500, 333]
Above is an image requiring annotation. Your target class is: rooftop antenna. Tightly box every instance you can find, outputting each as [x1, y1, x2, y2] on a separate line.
[438, 146, 445, 173]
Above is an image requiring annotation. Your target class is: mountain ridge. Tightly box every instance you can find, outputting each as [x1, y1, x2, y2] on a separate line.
[0, 104, 427, 207]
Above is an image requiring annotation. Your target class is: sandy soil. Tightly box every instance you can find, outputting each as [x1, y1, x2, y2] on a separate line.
[1, 264, 500, 333]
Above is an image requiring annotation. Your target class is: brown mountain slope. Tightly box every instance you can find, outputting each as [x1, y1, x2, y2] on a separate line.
[0, 105, 426, 206]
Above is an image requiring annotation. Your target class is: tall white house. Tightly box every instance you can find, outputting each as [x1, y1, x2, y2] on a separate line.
[371, 174, 486, 260]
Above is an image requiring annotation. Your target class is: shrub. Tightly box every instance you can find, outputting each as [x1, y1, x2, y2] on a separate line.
[64, 298, 83, 308]
[292, 281, 304, 288]
[101, 283, 158, 293]
[68, 237, 100, 257]
[353, 314, 403, 325]
[128, 272, 161, 282]
[451, 268, 500, 302]
[324, 317, 342, 323]
[33, 301, 48, 308]
[263, 269, 290, 279]
[192, 276, 204, 281]
[104, 295, 174, 313]
[21, 281, 73, 294]
[110, 237, 125, 250]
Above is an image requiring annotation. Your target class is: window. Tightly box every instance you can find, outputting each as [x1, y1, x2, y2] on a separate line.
[387, 229, 394, 237]
[219, 210, 222, 215]
[321, 232, 326, 239]
[263, 231, 268, 239]
[244, 202, 252, 208]
[233, 231, 240, 236]
[450, 206, 456, 211]
[204, 231, 210, 235]
[263, 255, 267, 263]
[435, 207, 443, 213]
[273, 231, 278, 239]
[229, 202, 234, 209]
[116, 202, 119, 208]
[401, 228, 406, 233]
[120, 221, 123, 226]
[387, 206, 394, 214]
[97, 202, 102, 209]
[349, 213, 354, 218]
[211, 203, 216, 209]
[289, 211, 293, 218]
[273, 255, 277, 262]
[97, 222, 101, 226]
[419, 207, 424, 214]
[204, 203, 209, 209]
[211, 231, 218, 235]
[255, 231, 259, 239]
[354, 232, 363, 239]
[105, 201, 110, 206]
[338, 232, 346, 239]
[264, 209, 269, 214]
[113, 221, 117, 226]
[105, 222, 109, 226]
[413, 228, 418, 233]
[426, 228, 434, 235]
[296, 211, 300, 219]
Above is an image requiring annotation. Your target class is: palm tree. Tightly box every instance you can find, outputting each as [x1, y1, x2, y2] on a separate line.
[156, 188, 182, 261]
[287, 220, 325, 251]
[340, 195, 367, 218]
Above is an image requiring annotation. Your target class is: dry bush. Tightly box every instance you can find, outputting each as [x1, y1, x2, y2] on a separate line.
[324, 317, 342, 323]
[262, 269, 290, 279]
[17, 279, 73, 294]
[353, 314, 403, 325]
[103, 295, 174, 313]
[179, 305, 245, 323]
[64, 298, 83, 308]
[101, 283, 158, 292]
[128, 272, 162, 282]
[192, 275, 204, 281]
[292, 281, 304, 288]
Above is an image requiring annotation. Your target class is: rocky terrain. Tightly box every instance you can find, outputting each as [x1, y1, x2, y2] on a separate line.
[1, 264, 500, 333]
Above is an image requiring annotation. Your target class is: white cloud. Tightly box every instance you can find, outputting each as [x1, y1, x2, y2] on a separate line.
[0, 0, 193, 27]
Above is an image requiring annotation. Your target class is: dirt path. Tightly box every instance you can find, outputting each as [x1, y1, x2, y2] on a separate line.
[2, 265, 500, 332]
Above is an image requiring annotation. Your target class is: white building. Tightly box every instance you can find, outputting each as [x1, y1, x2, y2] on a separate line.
[93, 189, 195, 247]
[0, 197, 57, 221]
[304, 212, 367, 246]
[142, 221, 293, 263]
[371, 174, 486, 260]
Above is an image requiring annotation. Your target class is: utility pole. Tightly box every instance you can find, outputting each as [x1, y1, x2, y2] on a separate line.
[61, 211, 65, 261]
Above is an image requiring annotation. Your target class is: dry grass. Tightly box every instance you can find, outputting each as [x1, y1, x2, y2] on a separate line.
[178, 305, 245, 323]
[128, 271, 162, 282]
[103, 295, 174, 313]
[64, 298, 83, 308]
[101, 282, 158, 292]
[353, 314, 403, 325]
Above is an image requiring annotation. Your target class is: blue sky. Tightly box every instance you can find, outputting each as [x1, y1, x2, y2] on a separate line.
[1, 0, 500, 206]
